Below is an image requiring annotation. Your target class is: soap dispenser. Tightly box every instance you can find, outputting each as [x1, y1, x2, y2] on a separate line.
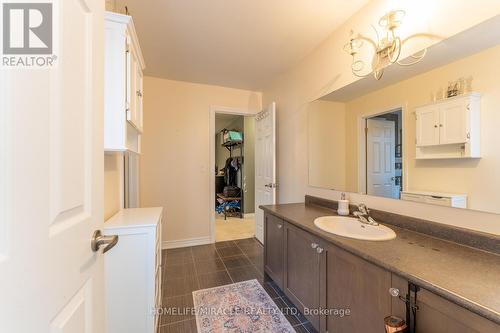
[337, 193, 350, 216]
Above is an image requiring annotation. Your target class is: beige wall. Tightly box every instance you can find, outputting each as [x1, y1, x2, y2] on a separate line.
[263, 0, 500, 234]
[141, 77, 261, 243]
[104, 153, 122, 220]
[308, 100, 346, 190]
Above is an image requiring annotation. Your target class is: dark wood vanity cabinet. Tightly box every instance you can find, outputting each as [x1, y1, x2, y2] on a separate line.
[391, 275, 499, 333]
[263, 212, 500, 333]
[283, 222, 326, 330]
[325, 245, 392, 333]
[264, 213, 284, 288]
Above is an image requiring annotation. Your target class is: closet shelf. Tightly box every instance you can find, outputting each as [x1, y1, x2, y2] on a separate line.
[222, 141, 243, 148]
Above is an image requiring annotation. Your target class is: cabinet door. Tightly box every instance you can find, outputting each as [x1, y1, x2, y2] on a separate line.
[417, 289, 499, 333]
[126, 43, 140, 130]
[264, 214, 284, 288]
[135, 65, 144, 131]
[284, 223, 325, 330]
[416, 106, 440, 147]
[392, 275, 499, 333]
[326, 245, 392, 333]
[439, 99, 468, 145]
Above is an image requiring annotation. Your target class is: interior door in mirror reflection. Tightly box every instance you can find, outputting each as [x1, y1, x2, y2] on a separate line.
[366, 119, 398, 199]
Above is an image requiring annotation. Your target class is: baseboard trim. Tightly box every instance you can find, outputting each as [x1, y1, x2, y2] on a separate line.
[162, 236, 212, 249]
[243, 213, 255, 219]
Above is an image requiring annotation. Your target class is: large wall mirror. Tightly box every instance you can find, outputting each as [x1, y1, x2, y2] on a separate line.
[308, 15, 500, 215]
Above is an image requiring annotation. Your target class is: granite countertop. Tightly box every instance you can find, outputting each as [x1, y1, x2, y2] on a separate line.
[261, 203, 500, 324]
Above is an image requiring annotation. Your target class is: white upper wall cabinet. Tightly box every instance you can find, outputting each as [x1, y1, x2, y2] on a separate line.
[415, 93, 481, 159]
[416, 105, 440, 146]
[105, 12, 145, 153]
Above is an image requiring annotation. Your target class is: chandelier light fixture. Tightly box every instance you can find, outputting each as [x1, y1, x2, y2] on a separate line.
[344, 10, 427, 80]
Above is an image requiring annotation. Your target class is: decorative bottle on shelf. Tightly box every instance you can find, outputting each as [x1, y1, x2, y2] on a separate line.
[337, 193, 350, 216]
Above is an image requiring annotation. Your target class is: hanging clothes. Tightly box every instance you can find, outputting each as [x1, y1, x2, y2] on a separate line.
[224, 157, 240, 186]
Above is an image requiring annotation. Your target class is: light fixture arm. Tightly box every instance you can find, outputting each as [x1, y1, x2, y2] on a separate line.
[343, 9, 426, 80]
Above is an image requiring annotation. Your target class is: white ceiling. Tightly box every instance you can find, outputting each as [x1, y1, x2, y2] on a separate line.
[114, 0, 369, 90]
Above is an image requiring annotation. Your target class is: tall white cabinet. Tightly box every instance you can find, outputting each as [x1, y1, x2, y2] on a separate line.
[104, 11, 145, 153]
[415, 93, 481, 159]
[104, 208, 163, 333]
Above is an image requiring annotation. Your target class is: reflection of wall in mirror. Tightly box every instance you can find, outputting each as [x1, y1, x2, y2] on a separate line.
[343, 44, 500, 213]
[308, 100, 346, 191]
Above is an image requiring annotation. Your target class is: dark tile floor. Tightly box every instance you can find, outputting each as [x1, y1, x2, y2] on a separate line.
[159, 238, 317, 333]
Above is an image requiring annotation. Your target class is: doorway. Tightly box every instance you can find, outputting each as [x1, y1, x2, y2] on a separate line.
[212, 112, 256, 242]
[365, 109, 403, 199]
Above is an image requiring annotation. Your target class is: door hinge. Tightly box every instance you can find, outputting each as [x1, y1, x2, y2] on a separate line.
[365, 127, 368, 134]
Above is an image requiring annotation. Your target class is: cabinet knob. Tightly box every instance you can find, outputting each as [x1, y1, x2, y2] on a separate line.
[389, 287, 400, 297]
[311, 242, 318, 249]
[439, 124, 443, 127]
[316, 247, 324, 254]
[434, 125, 438, 128]
[277, 224, 282, 229]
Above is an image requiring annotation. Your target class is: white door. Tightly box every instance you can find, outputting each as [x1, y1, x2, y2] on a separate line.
[0, 1, 107, 332]
[416, 106, 440, 147]
[367, 119, 396, 199]
[255, 102, 277, 243]
[439, 100, 468, 145]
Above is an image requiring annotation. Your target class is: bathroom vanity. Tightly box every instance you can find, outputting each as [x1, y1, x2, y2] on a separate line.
[262, 197, 500, 333]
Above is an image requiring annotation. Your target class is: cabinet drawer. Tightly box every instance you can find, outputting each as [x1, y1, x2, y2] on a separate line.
[424, 196, 452, 206]
[401, 193, 426, 203]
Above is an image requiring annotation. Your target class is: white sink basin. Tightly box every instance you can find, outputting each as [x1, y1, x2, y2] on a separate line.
[314, 216, 396, 241]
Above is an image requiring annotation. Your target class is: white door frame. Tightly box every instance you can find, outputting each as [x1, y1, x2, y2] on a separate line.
[209, 106, 258, 243]
[357, 105, 406, 195]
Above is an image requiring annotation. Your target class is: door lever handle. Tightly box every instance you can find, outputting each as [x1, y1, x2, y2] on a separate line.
[91, 230, 119, 254]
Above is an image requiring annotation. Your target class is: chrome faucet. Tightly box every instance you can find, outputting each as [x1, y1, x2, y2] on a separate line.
[353, 204, 379, 226]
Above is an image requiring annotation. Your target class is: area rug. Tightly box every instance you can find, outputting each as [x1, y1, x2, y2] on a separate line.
[192, 279, 295, 332]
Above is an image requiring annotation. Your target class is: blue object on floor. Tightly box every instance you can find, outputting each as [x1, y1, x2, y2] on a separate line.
[216, 200, 240, 214]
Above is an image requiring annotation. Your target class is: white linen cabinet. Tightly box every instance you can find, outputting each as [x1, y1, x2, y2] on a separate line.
[104, 11, 145, 153]
[415, 93, 481, 159]
[104, 208, 163, 333]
